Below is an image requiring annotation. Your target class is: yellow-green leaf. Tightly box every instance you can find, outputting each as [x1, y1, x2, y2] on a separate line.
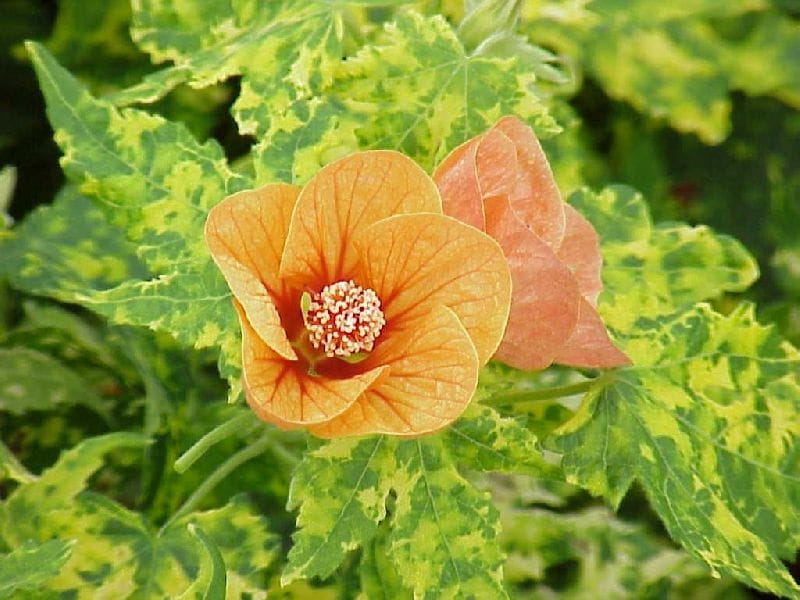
[570, 185, 758, 333]
[335, 10, 558, 170]
[549, 304, 800, 597]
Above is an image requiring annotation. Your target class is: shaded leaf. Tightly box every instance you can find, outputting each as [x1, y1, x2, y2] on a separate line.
[46, 0, 151, 91]
[522, 1, 800, 143]
[500, 506, 745, 599]
[358, 520, 410, 600]
[549, 304, 800, 597]
[443, 403, 556, 477]
[0, 186, 148, 301]
[0, 347, 108, 417]
[1, 435, 277, 598]
[176, 524, 227, 600]
[0, 432, 146, 546]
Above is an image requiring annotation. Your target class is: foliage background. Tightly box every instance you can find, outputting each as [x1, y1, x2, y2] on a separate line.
[1, 0, 798, 598]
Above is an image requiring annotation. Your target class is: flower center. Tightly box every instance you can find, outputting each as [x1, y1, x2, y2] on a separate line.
[304, 280, 386, 358]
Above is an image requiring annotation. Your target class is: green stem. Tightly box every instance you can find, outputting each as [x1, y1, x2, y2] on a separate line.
[484, 372, 615, 407]
[162, 434, 273, 532]
[174, 411, 255, 474]
[0, 439, 36, 484]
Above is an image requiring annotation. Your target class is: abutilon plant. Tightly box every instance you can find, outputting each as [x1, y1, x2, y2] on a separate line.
[0, 1, 798, 598]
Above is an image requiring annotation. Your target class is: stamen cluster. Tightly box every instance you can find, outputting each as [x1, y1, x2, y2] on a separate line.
[305, 280, 386, 357]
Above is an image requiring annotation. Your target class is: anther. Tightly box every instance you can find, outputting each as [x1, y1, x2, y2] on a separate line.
[304, 280, 386, 358]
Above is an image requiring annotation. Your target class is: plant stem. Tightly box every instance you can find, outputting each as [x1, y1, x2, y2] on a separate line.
[162, 434, 273, 532]
[174, 411, 255, 474]
[484, 372, 615, 407]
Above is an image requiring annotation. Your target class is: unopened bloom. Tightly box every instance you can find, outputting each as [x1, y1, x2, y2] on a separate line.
[434, 116, 630, 370]
[205, 152, 511, 437]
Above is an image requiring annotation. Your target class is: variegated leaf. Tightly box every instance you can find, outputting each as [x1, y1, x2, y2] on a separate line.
[570, 185, 758, 332]
[335, 10, 558, 170]
[1, 435, 278, 598]
[549, 304, 800, 597]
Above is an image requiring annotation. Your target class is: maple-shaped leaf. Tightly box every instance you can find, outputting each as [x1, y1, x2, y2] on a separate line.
[0, 434, 279, 598]
[120, 1, 413, 135]
[252, 97, 365, 186]
[26, 42, 244, 377]
[284, 433, 512, 597]
[334, 10, 558, 170]
[389, 436, 506, 598]
[548, 304, 800, 597]
[570, 185, 758, 332]
[27, 41, 248, 273]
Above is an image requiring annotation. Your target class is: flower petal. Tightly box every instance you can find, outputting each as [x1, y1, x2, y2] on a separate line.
[353, 213, 511, 364]
[558, 204, 603, 306]
[308, 306, 479, 438]
[492, 116, 566, 249]
[205, 184, 300, 360]
[280, 151, 442, 289]
[235, 300, 388, 426]
[552, 297, 632, 368]
[484, 195, 581, 370]
[432, 137, 485, 230]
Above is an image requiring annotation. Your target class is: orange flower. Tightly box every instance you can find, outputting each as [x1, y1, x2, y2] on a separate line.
[205, 152, 511, 437]
[434, 116, 630, 370]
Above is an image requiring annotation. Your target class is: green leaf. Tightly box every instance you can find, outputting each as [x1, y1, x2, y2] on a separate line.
[0, 186, 149, 302]
[2, 435, 278, 598]
[176, 524, 227, 600]
[570, 185, 758, 332]
[359, 520, 411, 599]
[0, 347, 108, 417]
[443, 403, 556, 477]
[77, 263, 237, 358]
[0, 432, 146, 545]
[172, 495, 279, 597]
[76, 263, 242, 391]
[26, 41, 248, 273]
[0, 440, 36, 485]
[389, 437, 507, 598]
[125, 1, 400, 135]
[46, 0, 151, 91]
[285, 434, 508, 598]
[548, 304, 800, 597]
[522, 2, 799, 143]
[0, 165, 16, 228]
[724, 13, 800, 109]
[252, 96, 364, 185]
[283, 436, 396, 584]
[500, 506, 744, 599]
[7, 300, 126, 376]
[335, 10, 557, 170]
[0, 539, 74, 596]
